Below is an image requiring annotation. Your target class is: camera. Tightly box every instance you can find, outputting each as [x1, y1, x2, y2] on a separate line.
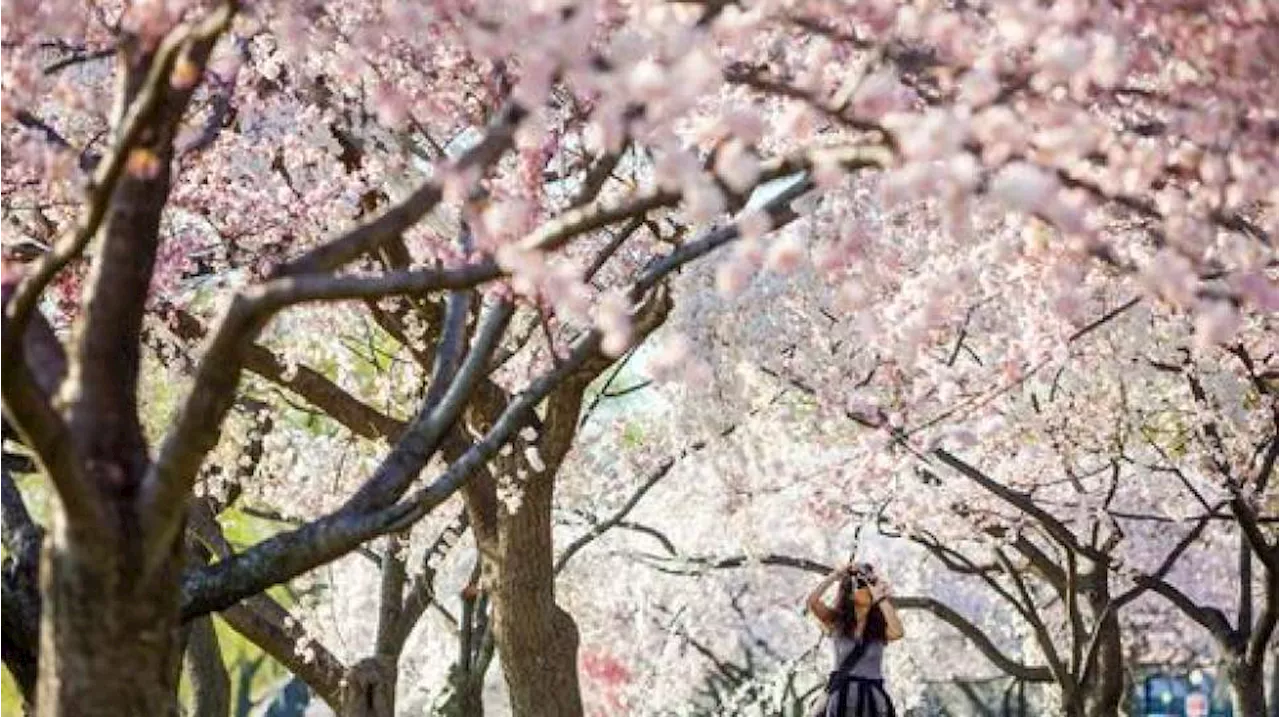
[848, 563, 877, 590]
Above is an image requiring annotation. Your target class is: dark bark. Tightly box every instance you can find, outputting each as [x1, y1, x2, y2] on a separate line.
[464, 293, 668, 717]
[433, 559, 490, 717]
[15, 10, 233, 714]
[442, 672, 486, 717]
[36, 515, 186, 716]
[890, 596, 1053, 682]
[218, 594, 346, 710]
[1225, 659, 1268, 717]
[459, 382, 585, 717]
[158, 302, 407, 441]
[456, 379, 597, 717]
[339, 657, 397, 717]
[38, 59, 181, 716]
[1081, 591, 1125, 717]
[2, 557, 40, 709]
[491, 467, 584, 717]
[441, 588, 489, 717]
[2, 468, 43, 707]
[337, 535, 409, 717]
[184, 617, 231, 717]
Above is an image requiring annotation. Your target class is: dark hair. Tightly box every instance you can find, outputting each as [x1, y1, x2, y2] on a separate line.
[833, 576, 888, 642]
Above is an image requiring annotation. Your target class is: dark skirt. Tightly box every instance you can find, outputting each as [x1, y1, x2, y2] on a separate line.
[824, 675, 895, 717]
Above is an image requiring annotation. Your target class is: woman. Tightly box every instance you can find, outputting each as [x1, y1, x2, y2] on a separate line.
[806, 562, 904, 717]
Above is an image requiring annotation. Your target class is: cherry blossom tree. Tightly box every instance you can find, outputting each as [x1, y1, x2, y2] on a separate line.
[614, 258, 1275, 714]
[870, 311, 1278, 716]
[1, 1, 880, 713]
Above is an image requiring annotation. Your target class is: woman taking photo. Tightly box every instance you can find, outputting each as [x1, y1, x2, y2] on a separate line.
[806, 562, 905, 717]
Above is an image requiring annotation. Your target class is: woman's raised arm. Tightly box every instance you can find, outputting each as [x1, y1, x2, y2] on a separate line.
[870, 579, 905, 641]
[806, 565, 846, 630]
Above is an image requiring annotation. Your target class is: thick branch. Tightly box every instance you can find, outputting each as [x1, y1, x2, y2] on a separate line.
[374, 533, 409, 659]
[1, 469, 40, 557]
[1137, 574, 1235, 641]
[141, 269, 504, 560]
[1, 280, 98, 529]
[1246, 560, 1277, 670]
[933, 448, 1106, 565]
[162, 302, 406, 440]
[184, 616, 231, 717]
[3, 3, 235, 338]
[181, 301, 512, 616]
[893, 596, 1055, 683]
[1238, 533, 1253, 643]
[392, 286, 673, 534]
[219, 594, 346, 710]
[342, 284, 471, 513]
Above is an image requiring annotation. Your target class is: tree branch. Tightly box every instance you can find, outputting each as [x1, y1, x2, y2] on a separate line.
[933, 448, 1106, 565]
[390, 286, 673, 536]
[893, 596, 1055, 683]
[390, 508, 469, 651]
[219, 594, 347, 710]
[1135, 574, 1235, 642]
[3, 2, 235, 339]
[995, 548, 1069, 689]
[651, 548, 1054, 683]
[341, 282, 472, 513]
[140, 268, 506, 561]
[0, 293, 99, 530]
[1246, 559, 1277, 670]
[181, 299, 510, 613]
[554, 456, 676, 575]
[160, 301, 406, 440]
[183, 616, 231, 717]
[276, 102, 527, 277]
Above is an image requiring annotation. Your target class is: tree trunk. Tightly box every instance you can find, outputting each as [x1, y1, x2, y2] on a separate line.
[456, 303, 667, 717]
[441, 664, 486, 717]
[1226, 660, 1267, 717]
[184, 616, 231, 717]
[340, 657, 397, 717]
[1268, 646, 1277, 716]
[36, 510, 185, 717]
[1083, 595, 1126, 717]
[1059, 691, 1084, 717]
[440, 586, 490, 717]
[457, 380, 589, 717]
[490, 466, 584, 717]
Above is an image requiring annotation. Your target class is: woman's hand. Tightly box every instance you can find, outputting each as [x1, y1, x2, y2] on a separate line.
[870, 573, 906, 641]
[869, 576, 892, 602]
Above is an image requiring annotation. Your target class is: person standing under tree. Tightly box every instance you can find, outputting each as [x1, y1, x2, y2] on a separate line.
[806, 562, 905, 717]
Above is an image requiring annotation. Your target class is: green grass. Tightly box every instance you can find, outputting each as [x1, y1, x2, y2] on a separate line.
[2, 667, 22, 716]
